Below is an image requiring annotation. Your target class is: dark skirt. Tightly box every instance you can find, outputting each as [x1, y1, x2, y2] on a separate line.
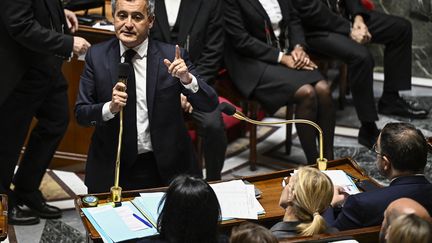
[252, 64, 323, 114]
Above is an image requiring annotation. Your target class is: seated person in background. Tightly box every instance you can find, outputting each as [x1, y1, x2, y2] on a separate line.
[291, 0, 429, 148]
[150, 0, 227, 181]
[230, 222, 277, 243]
[75, 0, 218, 193]
[223, 0, 335, 163]
[270, 167, 337, 239]
[380, 198, 431, 243]
[327, 122, 432, 230]
[139, 175, 227, 243]
[385, 214, 432, 243]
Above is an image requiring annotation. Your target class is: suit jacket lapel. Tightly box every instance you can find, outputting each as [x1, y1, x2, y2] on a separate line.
[177, 0, 202, 45]
[108, 39, 121, 86]
[246, 0, 272, 23]
[277, 0, 290, 22]
[146, 39, 159, 122]
[154, 0, 171, 42]
[246, 0, 278, 41]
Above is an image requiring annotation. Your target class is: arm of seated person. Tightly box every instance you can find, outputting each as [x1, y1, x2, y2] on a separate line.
[324, 191, 366, 231]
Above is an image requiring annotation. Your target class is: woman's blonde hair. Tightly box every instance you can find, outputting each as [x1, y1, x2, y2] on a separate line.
[292, 167, 334, 236]
[387, 214, 432, 243]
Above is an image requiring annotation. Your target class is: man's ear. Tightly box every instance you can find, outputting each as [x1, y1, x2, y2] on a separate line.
[148, 15, 155, 28]
[382, 155, 391, 171]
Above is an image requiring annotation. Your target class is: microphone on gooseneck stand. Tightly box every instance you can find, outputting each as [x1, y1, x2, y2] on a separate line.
[219, 102, 328, 170]
[110, 63, 131, 206]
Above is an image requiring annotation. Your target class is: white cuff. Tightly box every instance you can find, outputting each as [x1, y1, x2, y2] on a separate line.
[278, 52, 284, 63]
[102, 101, 116, 121]
[181, 75, 199, 93]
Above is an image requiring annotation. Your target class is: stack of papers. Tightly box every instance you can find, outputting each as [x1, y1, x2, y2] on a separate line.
[210, 180, 265, 220]
[82, 201, 158, 243]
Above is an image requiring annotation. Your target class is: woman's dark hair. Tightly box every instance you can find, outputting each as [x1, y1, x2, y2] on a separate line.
[157, 175, 221, 243]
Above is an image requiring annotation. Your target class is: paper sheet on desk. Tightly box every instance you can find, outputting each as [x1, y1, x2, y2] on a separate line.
[77, 53, 86, 61]
[322, 170, 360, 195]
[211, 180, 264, 220]
[291, 170, 360, 195]
[92, 22, 115, 31]
[134, 192, 165, 226]
[82, 201, 158, 242]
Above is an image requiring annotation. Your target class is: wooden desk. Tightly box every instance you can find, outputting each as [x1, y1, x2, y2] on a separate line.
[75, 157, 381, 242]
[0, 194, 8, 241]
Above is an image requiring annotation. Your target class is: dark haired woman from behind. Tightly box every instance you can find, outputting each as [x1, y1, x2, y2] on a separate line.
[139, 175, 228, 243]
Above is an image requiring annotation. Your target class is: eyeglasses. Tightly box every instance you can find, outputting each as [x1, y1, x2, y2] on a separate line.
[371, 143, 383, 157]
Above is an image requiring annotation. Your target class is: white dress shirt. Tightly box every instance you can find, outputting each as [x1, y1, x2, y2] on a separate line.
[164, 0, 182, 29]
[258, 0, 284, 62]
[259, 0, 283, 38]
[102, 39, 199, 154]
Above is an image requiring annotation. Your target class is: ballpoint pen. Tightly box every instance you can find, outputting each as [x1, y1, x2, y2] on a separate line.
[130, 199, 157, 228]
[133, 213, 153, 228]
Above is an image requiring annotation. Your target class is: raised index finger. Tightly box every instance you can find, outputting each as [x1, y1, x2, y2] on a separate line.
[175, 45, 181, 60]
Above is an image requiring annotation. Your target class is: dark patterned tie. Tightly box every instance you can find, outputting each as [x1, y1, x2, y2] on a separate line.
[122, 49, 138, 165]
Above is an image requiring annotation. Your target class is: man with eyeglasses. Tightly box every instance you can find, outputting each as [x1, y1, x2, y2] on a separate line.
[74, 0, 218, 193]
[325, 122, 432, 230]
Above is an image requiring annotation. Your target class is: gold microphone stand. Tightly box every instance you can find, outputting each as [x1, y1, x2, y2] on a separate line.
[110, 63, 130, 204]
[231, 108, 328, 170]
[110, 106, 123, 203]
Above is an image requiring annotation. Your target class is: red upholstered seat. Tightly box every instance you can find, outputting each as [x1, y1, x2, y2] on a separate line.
[361, 0, 375, 10]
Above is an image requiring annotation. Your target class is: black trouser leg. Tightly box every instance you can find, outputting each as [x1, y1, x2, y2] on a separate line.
[307, 33, 377, 122]
[366, 11, 412, 92]
[191, 105, 227, 181]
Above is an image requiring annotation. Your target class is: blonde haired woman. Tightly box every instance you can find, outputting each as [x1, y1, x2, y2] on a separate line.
[386, 214, 432, 243]
[270, 167, 337, 239]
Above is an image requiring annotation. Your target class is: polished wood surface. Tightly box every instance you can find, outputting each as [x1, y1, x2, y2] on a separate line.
[0, 194, 8, 241]
[75, 157, 382, 242]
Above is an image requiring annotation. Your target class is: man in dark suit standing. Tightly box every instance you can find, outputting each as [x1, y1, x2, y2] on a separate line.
[75, 0, 218, 193]
[0, 0, 90, 225]
[150, 0, 227, 181]
[326, 122, 432, 230]
[291, 0, 429, 149]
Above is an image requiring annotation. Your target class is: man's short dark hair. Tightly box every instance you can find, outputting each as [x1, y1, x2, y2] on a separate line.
[111, 0, 155, 17]
[380, 122, 428, 172]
